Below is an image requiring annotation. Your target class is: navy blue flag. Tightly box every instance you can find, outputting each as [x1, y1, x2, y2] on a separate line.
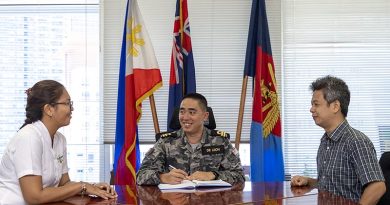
[245, 0, 285, 182]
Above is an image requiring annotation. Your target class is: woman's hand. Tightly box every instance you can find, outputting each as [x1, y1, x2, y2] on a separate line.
[85, 183, 117, 199]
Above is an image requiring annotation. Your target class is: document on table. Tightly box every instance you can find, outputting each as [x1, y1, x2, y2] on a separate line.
[158, 179, 232, 190]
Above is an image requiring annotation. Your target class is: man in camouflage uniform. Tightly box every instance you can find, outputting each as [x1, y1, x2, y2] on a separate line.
[136, 93, 245, 185]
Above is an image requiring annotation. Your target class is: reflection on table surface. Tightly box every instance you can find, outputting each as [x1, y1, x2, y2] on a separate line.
[47, 181, 359, 205]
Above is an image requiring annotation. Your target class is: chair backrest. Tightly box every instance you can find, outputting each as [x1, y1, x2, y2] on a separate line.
[377, 152, 390, 205]
[155, 106, 217, 142]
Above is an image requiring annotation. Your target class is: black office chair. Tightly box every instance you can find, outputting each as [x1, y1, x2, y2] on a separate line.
[378, 151, 390, 205]
[155, 106, 219, 141]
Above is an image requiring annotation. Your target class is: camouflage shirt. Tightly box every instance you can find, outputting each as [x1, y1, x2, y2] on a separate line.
[136, 128, 245, 185]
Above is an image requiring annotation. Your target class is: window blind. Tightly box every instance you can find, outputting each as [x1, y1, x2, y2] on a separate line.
[282, 0, 390, 177]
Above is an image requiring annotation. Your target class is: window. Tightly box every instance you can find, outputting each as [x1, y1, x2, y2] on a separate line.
[0, 1, 101, 182]
[104, 0, 390, 180]
[282, 0, 390, 177]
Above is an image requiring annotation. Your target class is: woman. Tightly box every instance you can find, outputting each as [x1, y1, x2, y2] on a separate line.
[0, 80, 117, 204]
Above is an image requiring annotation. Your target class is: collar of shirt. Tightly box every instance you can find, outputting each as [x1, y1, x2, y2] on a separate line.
[179, 127, 210, 145]
[34, 120, 56, 148]
[321, 120, 349, 142]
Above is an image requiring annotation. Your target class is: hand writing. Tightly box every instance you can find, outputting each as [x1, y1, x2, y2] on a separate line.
[160, 168, 188, 184]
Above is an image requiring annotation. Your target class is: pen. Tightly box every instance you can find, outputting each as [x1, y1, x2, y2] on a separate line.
[169, 165, 177, 170]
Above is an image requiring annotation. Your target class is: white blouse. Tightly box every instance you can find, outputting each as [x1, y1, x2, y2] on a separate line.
[0, 120, 68, 204]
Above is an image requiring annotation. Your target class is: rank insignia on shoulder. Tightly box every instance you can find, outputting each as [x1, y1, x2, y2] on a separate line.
[210, 130, 230, 139]
[156, 131, 177, 139]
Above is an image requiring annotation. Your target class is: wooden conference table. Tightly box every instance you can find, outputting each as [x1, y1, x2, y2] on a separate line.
[46, 181, 359, 205]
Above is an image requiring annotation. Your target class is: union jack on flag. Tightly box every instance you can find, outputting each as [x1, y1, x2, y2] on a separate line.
[167, 0, 196, 130]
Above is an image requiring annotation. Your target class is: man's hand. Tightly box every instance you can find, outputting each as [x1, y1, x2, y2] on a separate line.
[290, 176, 309, 186]
[186, 171, 215, 181]
[359, 181, 386, 205]
[159, 169, 188, 184]
[290, 185, 314, 196]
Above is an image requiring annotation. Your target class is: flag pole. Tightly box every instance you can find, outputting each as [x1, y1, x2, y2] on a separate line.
[149, 94, 160, 133]
[235, 75, 248, 150]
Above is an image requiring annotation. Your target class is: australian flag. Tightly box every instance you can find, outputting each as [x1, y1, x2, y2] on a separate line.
[167, 0, 196, 130]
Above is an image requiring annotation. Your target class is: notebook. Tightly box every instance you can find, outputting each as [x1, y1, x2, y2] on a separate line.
[158, 179, 232, 190]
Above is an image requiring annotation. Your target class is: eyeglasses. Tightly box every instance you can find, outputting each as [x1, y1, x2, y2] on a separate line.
[52, 100, 73, 109]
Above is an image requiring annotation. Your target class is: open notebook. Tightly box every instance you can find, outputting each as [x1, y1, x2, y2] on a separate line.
[158, 179, 232, 190]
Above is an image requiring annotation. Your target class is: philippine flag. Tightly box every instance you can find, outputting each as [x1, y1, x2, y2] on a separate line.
[113, 0, 162, 186]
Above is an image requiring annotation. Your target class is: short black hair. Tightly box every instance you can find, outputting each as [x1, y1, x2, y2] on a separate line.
[182, 93, 208, 111]
[310, 75, 350, 117]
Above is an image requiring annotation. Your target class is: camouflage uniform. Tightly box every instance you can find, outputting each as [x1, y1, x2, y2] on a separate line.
[136, 128, 245, 185]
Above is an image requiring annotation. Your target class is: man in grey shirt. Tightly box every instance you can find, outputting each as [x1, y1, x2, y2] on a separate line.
[291, 75, 385, 205]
